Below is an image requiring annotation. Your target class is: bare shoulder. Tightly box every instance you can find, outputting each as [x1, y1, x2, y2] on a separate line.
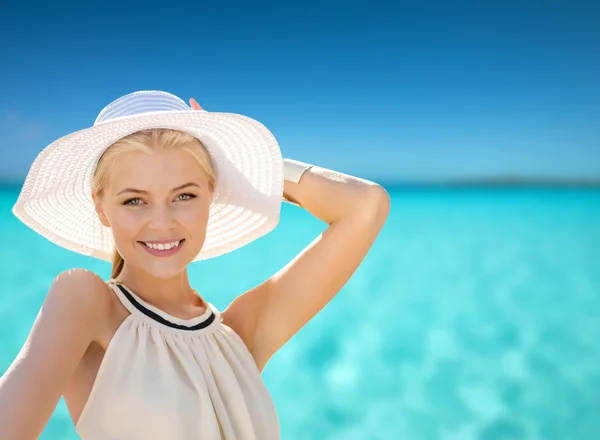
[48, 268, 111, 333]
[0, 268, 110, 438]
[50, 268, 108, 306]
[52, 267, 105, 288]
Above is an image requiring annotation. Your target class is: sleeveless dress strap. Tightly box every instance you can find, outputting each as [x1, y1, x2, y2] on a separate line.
[106, 279, 142, 317]
[105, 279, 221, 332]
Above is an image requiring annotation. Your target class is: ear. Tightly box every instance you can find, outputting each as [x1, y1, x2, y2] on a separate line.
[91, 191, 111, 228]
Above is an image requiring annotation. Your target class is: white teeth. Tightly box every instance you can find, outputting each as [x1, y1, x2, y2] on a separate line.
[143, 240, 181, 250]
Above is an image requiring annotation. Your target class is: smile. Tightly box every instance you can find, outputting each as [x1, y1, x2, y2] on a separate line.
[138, 239, 185, 257]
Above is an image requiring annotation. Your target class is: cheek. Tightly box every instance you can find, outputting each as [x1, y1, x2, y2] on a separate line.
[107, 209, 144, 239]
[179, 204, 210, 229]
[179, 197, 211, 217]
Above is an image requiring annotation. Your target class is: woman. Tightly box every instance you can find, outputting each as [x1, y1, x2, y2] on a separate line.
[0, 91, 390, 439]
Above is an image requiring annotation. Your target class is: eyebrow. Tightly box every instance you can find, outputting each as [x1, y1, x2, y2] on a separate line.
[116, 182, 201, 196]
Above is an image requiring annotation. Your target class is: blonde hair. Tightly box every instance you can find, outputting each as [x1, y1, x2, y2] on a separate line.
[92, 128, 216, 279]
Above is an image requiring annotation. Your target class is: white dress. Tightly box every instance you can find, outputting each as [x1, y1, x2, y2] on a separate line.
[75, 279, 280, 440]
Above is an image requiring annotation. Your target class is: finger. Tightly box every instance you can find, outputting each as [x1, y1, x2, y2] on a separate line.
[189, 98, 204, 111]
[190, 98, 202, 110]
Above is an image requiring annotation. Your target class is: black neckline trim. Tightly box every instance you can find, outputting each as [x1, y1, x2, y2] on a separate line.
[115, 284, 216, 331]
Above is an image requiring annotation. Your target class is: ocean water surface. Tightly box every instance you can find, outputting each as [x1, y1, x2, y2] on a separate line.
[0, 186, 599, 439]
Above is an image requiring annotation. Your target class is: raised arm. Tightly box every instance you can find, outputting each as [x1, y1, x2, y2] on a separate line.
[225, 164, 390, 372]
[0, 268, 105, 439]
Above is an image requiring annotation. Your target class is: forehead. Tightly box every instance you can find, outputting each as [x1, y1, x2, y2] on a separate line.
[107, 148, 209, 193]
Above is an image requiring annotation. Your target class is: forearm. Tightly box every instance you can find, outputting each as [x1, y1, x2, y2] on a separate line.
[282, 160, 390, 225]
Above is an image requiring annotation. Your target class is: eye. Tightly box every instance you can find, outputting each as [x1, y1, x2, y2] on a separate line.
[123, 197, 143, 206]
[177, 193, 197, 201]
[121, 193, 196, 206]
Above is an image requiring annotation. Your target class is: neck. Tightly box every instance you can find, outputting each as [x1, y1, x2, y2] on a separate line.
[114, 264, 203, 311]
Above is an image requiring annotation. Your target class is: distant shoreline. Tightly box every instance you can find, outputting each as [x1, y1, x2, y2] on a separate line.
[2, 176, 600, 190]
[379, 177, 600, 189]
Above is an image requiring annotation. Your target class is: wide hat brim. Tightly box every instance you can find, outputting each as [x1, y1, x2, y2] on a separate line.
[12, 110, 284, 262]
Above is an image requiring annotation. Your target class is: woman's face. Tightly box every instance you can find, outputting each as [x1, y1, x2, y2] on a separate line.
[94, 147, 213, 279]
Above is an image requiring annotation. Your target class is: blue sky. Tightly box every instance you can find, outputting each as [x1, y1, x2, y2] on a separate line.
[0, 1, 598, 183]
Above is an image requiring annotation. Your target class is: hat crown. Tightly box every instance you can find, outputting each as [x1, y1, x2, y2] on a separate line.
[94, 90, 191, 126]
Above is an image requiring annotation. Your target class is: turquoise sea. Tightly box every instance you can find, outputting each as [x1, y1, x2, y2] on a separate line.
[0, 185, 599, 439]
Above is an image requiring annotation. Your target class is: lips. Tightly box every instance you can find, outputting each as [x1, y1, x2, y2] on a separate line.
[138, 239, 186, 257]
[141, 239, 182, 250]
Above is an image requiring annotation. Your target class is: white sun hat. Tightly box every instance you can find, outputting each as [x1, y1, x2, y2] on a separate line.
[12, 90, 284, 262]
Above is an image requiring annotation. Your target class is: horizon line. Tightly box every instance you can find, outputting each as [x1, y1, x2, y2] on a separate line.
[1, 175, 600, 191]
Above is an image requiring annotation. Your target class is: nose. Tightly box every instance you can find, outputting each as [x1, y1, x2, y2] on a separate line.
[147, 205, 177, 231]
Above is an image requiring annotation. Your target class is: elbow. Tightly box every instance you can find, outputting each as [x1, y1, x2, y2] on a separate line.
[356, 185, 391, 224]
[369, 185, 391, 211]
